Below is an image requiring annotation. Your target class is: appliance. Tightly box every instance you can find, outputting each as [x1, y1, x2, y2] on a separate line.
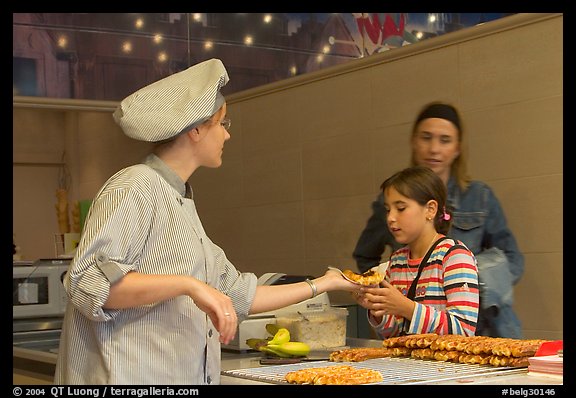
[222, 273, 331, 351]
[13, 258, 70, 319]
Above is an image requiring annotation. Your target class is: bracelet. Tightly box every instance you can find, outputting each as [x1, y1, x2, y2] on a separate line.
[304, 278, 317, 298]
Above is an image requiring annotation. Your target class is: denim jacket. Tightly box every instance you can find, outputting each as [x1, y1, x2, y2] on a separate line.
[353, 176, 524, 338]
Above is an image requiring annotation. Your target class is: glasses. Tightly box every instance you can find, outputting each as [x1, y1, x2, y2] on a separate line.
[220, 118, 231, 130]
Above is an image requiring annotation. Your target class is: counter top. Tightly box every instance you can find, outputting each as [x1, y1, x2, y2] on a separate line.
[14, 338, 564, 386]
[219, 339, 564, 386]
[220, 351, 563, 386]
[13, 325, 60, 383]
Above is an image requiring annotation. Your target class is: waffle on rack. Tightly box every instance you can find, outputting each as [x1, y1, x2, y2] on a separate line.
[329, 333, 550, 367]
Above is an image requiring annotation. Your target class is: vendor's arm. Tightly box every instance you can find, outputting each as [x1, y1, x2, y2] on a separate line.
[250, 269, 360, 314]
[104, 271, 238, 344]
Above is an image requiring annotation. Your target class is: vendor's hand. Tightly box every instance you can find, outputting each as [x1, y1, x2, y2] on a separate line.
[187, 280, 238, 344]
[322, 268, 362, 293]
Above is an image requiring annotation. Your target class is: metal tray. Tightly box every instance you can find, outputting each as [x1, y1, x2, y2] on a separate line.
[221, 356, 526, 385]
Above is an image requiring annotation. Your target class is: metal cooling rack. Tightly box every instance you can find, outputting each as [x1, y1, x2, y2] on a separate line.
[221, 357, 527, 385]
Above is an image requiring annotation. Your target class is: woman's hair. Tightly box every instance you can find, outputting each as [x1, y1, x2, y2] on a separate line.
[410, 101, 471, 191]
[380, 165, 452, 234]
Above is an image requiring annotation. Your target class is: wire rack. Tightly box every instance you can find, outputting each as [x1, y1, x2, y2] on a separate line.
[221, 356, 527, 385]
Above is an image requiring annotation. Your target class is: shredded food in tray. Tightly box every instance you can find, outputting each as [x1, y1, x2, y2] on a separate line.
[276, 310, 347, 349]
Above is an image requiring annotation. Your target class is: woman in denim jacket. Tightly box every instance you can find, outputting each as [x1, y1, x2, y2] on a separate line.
[353, 102, 524, 338]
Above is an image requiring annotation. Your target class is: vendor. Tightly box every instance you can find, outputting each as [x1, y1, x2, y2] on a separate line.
[54, 58, 360, 385]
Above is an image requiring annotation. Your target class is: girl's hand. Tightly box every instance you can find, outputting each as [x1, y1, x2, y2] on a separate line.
[355, 280, 415, 320]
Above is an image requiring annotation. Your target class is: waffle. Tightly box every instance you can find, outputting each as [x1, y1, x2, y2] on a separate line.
[380, 333, 550, 368]
[330, 347, 395, 362]
[285, 365, 383, 385]
[342, 269, 384, 286]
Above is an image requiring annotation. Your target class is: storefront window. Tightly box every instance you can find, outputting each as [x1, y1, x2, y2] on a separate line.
[13, 13, 515, 100]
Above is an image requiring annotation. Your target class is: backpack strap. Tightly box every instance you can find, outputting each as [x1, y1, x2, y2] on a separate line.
[406, 237, 448, 300]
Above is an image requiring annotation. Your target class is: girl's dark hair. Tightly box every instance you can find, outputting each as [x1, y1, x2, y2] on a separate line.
[380, 165, 452, 234]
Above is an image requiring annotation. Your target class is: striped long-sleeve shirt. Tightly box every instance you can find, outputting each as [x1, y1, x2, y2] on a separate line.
[371, 237, 479, 338]
[54, 154, 257, 385]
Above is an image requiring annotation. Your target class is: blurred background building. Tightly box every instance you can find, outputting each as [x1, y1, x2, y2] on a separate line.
[13, 13, 515, 100]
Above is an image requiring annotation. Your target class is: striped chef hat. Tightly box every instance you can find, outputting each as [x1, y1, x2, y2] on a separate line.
[113, 58, 229, 142]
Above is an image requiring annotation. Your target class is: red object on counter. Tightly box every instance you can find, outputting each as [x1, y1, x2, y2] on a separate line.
[535, 340, 563, 357]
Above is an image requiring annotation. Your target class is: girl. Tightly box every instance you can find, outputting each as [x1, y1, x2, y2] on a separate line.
[353, 102, 523, 339]
[356, 166, 479, 338]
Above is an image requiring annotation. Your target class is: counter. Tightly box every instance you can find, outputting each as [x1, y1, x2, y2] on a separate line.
[15, 337, 563, 387]
[13, 319, 61, 384]
[220, 339, 564, 386]
[220, 354, 563, 385]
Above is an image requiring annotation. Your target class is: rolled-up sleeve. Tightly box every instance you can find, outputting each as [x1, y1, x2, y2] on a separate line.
[65, 184, 152, 321]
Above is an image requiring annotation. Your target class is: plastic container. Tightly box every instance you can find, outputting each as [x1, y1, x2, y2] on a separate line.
[275, 307, 348, 349]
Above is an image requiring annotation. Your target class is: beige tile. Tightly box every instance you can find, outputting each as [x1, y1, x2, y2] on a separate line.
[239, 69, 375, 156]
[239, 93, 303, 155]
[241, 257, 309, 278]
[352, 192, 386, 225]
[459, 17, 563, 110]
[466, 97, 563, 180]
[305, 256, 350, 270]
[75, 131, 125, 192]
[200, 207, 245, 267]
[13, 165, 62, 260]
[291, 70, 374, 140]
[242, 148, 302, 206]
[302, 133, 375, 200]
[73, 111, 154, 198]
[13, 108, 66, 162]
[191, 157, 244, 211]
[369, 47, 461, 128]
[240, 202, 304, 261]
[515, 252, 563, 338]
[489, 175, 562, 254]
[304, 195, 378, 260]
[372, 123, 413, 191]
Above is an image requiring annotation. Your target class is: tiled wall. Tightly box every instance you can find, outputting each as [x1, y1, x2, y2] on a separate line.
[13, 14, 562, 339]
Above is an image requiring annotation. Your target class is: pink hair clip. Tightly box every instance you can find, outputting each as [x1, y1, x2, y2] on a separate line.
[443, 206, 451, 221]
